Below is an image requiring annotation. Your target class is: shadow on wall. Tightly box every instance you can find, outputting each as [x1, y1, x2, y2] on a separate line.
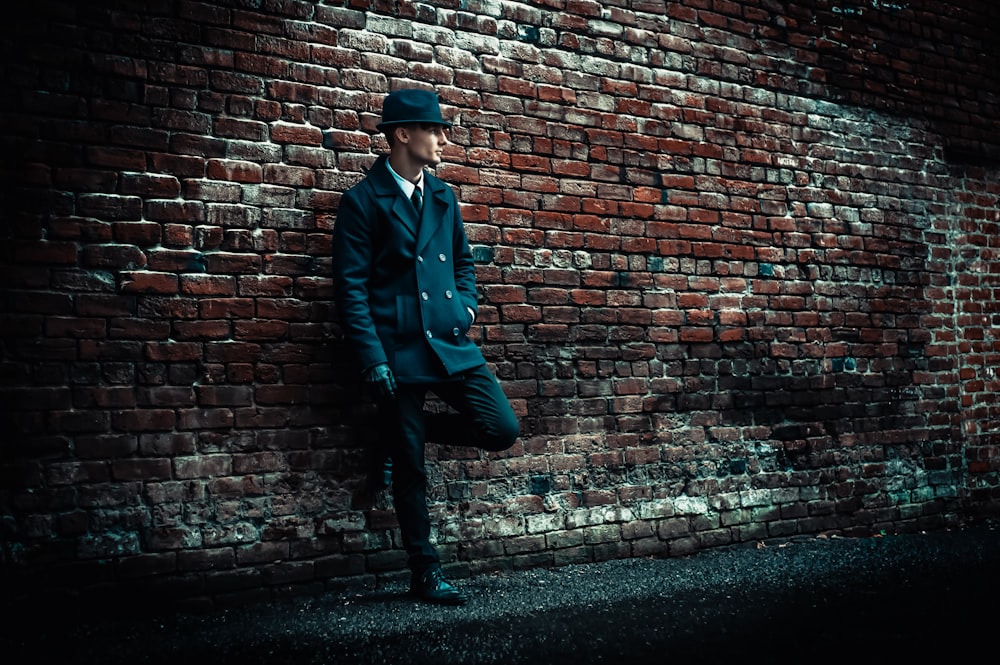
[806, 0, 1000, 161]
[669, 259, 939, 482]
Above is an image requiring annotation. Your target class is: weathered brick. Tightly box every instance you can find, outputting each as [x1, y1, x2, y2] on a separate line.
[206, 159, 263, 183]
[121, 271, 178, 294]
[1, 0, 997, 608]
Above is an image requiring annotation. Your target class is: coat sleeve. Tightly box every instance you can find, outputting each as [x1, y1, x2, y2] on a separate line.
[332, 186, 387, 373]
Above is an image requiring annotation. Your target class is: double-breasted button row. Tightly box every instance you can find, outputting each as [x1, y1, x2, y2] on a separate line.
[417, 253, 456, 340]
[420, 290, 454, 301]
[425, 328, 462, 338]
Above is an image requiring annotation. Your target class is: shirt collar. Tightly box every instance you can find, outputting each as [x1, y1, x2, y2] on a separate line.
[385, 160, 422, 198]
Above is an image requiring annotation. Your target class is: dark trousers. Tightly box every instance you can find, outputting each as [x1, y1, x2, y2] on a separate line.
[376, 364, 518, 574]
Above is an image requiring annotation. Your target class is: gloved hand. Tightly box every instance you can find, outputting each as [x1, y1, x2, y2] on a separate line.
[363, 363, 397, 401]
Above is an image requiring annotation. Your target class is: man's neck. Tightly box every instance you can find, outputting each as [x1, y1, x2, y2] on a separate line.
[387, 153, 424, 183]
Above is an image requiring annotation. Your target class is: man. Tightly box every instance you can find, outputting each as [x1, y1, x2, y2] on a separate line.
[332, 88, 520, 605]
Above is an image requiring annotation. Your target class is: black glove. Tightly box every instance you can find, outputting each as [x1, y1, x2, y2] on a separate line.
[363, 363, 397, 401]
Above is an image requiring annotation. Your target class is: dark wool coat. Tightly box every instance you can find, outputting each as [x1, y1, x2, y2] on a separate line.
[332, 155, 485, 383]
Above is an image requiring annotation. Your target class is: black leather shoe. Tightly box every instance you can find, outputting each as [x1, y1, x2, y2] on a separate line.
[410, 567, 467, 605]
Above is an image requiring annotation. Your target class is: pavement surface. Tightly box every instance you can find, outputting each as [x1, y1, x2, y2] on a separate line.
[3, 517, 998, 665]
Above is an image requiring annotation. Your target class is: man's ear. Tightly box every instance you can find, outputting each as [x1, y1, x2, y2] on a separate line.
[393, 125, 411, 145]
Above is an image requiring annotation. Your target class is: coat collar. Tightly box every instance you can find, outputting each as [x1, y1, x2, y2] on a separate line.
[366, 155, 449, 247]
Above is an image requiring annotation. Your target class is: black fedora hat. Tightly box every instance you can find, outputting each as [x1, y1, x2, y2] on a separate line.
[376, 89, 452, 131]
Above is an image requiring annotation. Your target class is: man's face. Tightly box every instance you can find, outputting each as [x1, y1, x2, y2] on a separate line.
[400, 123, 450, 167]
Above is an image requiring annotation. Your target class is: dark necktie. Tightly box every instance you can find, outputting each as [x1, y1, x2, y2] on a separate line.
[411, 187, 422, 214]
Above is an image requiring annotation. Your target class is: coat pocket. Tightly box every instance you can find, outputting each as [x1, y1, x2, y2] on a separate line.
[394, 294, 421, 341]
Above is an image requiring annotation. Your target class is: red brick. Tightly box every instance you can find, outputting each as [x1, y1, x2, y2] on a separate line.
[206, 159, 263, 183]
[121, 271, 178, 294]
[2, 0, 998, 606]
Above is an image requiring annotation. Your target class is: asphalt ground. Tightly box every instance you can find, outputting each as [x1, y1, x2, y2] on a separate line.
[4, 517, 998, 665]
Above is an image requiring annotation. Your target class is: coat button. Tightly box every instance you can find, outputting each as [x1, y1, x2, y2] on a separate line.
[452, 328, 461, 336]
[417, 255, 424, 263]
[421, 292, 429, 300]
[426, 330, 433, 339]
[438, 253, 446, 261]
[445, 290, 453, 299]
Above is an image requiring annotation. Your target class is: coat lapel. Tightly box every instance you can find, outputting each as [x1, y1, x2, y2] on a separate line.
[366, 156, 420, 238]
[416, 174, 448, 253]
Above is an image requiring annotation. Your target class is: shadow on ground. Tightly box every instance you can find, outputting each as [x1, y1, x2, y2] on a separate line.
[3, 518, 997, 664]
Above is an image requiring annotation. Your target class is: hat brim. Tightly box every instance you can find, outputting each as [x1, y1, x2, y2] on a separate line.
[376, 119, 453, 131]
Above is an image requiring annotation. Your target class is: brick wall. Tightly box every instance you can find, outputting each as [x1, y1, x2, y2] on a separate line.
[1, 0, 998, 608]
